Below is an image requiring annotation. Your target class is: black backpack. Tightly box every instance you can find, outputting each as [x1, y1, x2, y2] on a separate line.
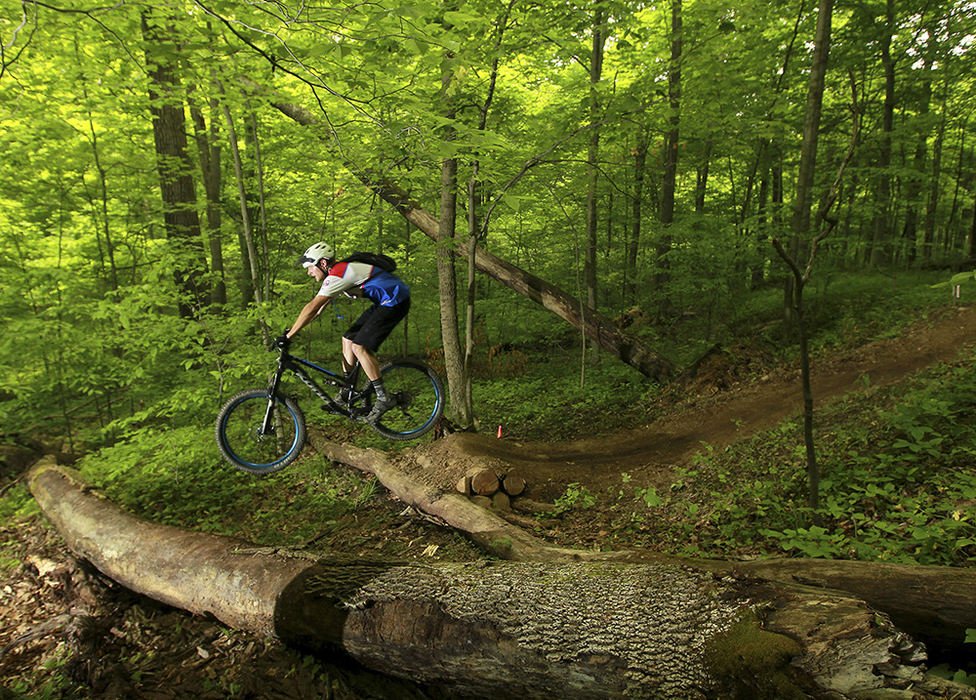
[341, 251, 397, 273]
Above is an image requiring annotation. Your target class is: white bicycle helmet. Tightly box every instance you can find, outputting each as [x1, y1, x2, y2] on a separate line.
[299, 242, 334, 268]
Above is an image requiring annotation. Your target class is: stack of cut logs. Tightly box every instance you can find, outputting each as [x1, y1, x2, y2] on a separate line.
[456, 468, 558, 527]
[456, 467, 526, 511]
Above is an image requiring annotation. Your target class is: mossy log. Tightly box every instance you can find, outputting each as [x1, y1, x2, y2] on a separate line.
[29, 457, 973, 699]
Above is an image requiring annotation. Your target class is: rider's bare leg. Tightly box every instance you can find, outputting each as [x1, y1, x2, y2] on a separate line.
[340, 336, 357, 374]
[346, 341, 391, 423]
[348, 341, 382, 381]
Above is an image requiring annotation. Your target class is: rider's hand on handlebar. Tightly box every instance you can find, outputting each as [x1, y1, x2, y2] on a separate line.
[272, 331, 291, 350]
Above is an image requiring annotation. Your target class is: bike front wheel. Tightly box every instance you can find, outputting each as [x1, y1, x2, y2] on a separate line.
[372, 358, 445, 441]
[215, 389, 306, 474]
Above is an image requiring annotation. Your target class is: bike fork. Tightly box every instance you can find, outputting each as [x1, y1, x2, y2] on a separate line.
[261, 367, 286, 435]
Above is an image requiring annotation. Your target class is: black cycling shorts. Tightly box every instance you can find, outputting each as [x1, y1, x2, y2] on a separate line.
[343, 299, 410, 352]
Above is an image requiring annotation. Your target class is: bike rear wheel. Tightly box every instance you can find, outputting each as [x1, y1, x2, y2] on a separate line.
[371, 358, 444, 441]
[215, 389, 306, 474]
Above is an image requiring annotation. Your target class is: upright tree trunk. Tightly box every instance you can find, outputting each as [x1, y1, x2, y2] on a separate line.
[869, 0, 896, 267]
[922, 80, 948, 262]
[901, 64, 932, 266]
[945, 119, 967, 250]
[141, 11, 208, 318]
[584, 7, 605, 319]
[220, 90, 264, 309]
[786, 0, 834, 511]
[463, 180, 479, 420]
[657, 0, 681, 313]
[246, 106, 272, 300]
[626, 130, 648, 305]
[438, 154, 469, 426]
[791, 1, 831, 243]
[189, 88, 227, 307]
[751, 167, 770, 289]
[785, 0, 832, 323]
[969, 192, 976, 260]
[436, 51, 471, 427]
[695, 141, 711, 214]
[462, 43, 501, 423]
[771, 146, 784, 229]
[77, 40, 119, 294]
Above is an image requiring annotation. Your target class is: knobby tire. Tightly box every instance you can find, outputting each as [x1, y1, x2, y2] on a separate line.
[371, 358, 445, 441]
[215, 389, 306, 475]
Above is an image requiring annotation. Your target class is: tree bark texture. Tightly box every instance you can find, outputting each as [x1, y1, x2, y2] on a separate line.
[900, 62, 932, 265]
[869, 0, 895, 267]
[31, 457, 967, 699]
[656, 0, 682, 307]
[220, 90, 264, 306]
[141, 11, 208, 317]
[791, 0, 832, 241]
[437, 153, 470, 426]
[189, 93, 227, 306]
[255, 87, 674, 382]
[626, 132, 647, 305]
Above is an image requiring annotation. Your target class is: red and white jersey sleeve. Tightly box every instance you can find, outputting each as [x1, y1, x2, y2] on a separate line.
[317, 261, 374, 298]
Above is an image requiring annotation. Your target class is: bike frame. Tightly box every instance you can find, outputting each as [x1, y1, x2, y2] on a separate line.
[261, 348, 368, 434]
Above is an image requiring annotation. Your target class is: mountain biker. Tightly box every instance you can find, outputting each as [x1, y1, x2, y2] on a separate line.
[276, 242, 410, 424]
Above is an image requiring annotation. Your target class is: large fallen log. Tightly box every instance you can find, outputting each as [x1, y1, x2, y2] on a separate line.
[28, 457, 974, 699]
[312, 434, 976, 655]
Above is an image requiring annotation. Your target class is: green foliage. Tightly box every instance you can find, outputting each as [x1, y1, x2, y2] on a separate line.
[553, 482, 597, 515]
[0, 484, 37, 523]
[928, 664, 976, 688]
[474, 351, 659, 441]
[636, 485, 664, 508]
[931, 271, 976, 289]
[1, 0, 973, 606]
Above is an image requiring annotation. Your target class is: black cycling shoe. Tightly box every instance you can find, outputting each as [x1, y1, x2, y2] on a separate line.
[362, 397, 393, 425]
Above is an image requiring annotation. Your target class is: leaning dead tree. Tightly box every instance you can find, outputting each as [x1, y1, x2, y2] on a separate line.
[243, 80, 674, 382]
[28, 457, 974, 699]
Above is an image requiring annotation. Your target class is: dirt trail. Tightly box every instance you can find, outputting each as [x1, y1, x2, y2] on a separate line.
[415, 305, 976, 500]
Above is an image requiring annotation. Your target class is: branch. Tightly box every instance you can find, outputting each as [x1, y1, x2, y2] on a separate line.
[191, 0, 386, 135]
[770, 237, 803, 287]
[29, 1, 139, 67]
[1, 1, 39, 81]
[478, 103, 657, 238]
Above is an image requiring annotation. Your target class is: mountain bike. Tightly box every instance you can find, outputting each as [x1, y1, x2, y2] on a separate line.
[215, 343, 444, 475]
